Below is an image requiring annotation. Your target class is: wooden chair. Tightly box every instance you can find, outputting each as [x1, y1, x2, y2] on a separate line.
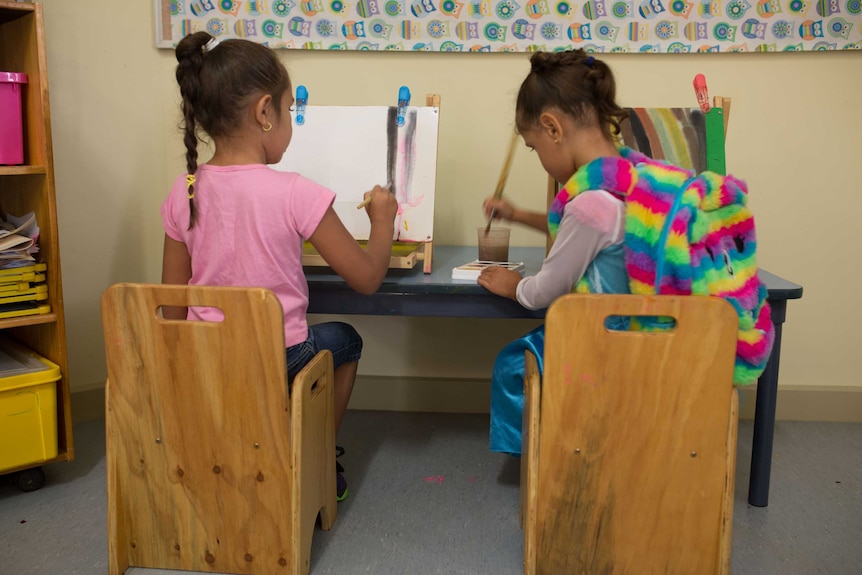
[521, 294, 739, 575]
[102, 283, 336, 575]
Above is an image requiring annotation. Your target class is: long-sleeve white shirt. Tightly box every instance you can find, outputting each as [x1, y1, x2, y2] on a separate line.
[515, 190, 625, 310]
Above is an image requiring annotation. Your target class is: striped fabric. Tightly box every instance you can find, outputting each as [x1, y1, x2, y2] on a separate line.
[548, 149, 774, 385]
[619, 107, 709, 173]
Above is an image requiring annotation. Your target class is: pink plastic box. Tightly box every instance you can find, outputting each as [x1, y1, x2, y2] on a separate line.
[0, 72, 28, 165]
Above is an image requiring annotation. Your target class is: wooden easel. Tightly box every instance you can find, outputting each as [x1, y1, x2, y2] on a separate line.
[301, 94, 440, 274]
[302, 240, 433, 272]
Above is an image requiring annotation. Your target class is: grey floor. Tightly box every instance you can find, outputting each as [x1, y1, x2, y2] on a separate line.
[1, 411, 860, 575]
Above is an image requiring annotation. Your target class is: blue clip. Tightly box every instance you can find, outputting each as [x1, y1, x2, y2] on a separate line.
[397, 85, 411, 127]
[295, 85, 308, 125]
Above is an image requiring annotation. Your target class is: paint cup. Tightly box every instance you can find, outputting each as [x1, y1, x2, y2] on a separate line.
[477, 227, 511, 262]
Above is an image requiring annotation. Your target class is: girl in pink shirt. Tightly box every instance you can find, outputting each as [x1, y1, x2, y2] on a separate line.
[162, 32, 398, 501]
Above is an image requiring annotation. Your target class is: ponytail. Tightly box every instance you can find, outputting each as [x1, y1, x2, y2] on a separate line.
[175, 31, 211, 229]
[582, 54, 627, 137]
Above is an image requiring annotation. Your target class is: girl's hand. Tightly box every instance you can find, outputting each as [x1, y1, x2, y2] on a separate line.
[477, 267, 522, 300]
[483, 197, 516, 222]
[363, 185, 398, 224]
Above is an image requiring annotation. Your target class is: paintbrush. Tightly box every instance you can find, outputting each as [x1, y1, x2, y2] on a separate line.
[485, 130, 519, 234]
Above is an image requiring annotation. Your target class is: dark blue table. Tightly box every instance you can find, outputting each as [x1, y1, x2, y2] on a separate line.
[306, 246, 803, 507]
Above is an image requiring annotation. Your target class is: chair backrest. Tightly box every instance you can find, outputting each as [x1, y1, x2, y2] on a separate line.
[102, 283, 296, 574]
[524, 294, 739, 575]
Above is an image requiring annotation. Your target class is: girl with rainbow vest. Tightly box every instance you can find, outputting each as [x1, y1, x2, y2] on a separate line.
[481, 50, 773, 456]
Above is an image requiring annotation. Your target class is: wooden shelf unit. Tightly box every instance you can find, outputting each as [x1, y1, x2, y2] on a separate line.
[0, 2, 72, 472]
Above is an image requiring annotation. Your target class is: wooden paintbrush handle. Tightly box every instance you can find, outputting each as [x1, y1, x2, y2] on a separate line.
[493, 130, 519, 200]
[485, 130, 519, 233]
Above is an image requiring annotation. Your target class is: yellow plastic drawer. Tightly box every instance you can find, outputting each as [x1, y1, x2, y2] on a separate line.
[0, 340, 60, 474]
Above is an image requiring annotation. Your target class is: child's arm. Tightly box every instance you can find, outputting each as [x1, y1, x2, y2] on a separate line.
[480, 192, 624, 307]
[477, 267, 522, 300]
[309, 186, 397, 295]
[483, 197, 549, 234]
[161, 234, 192, 319]
[478, 223, 603, 305]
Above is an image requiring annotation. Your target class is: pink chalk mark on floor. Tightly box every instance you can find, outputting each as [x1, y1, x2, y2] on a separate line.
[467, 476, 478, 484]
[424, 475, 444, 485]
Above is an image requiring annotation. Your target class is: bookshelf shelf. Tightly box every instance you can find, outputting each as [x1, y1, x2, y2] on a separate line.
[0, 312, 56, 329]
[0, 166, 47, 176]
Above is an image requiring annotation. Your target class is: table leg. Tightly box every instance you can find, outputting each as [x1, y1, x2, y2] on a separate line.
[749, 299, 786, 507]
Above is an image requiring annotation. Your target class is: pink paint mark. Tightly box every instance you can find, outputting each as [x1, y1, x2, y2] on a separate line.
[424, 475, 444, 485]
[581, 373, 598, 388]
[467, 476, 478, 484]
[395, 195, 426, 241]
[401, 193, 425, 209]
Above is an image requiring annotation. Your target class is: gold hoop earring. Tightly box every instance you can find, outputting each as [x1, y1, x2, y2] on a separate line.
[262, 122, 273, 133]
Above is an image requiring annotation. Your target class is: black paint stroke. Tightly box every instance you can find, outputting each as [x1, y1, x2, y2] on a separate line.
[386, 106, 398, 195]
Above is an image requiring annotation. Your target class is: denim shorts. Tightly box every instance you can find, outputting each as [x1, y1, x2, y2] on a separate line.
[285, 321, 363, 384]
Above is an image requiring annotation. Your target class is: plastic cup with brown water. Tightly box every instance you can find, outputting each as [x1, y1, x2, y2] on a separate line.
[477, 227, 511, 262]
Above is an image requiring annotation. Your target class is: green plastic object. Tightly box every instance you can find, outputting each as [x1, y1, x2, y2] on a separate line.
[705, 107, 726, 175]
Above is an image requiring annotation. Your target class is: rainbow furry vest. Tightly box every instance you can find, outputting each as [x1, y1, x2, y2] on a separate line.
[549, 147, 774, 385]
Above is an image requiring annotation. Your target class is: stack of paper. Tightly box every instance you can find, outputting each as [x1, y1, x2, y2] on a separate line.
[0, 213, 49, 320]
[0, 334, 50, 377]
[0, 212, 39, 269]
[452, 260, 526, 281]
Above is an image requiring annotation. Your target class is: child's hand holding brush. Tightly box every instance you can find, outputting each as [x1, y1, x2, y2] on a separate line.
[358, 184, 398, 224]
[483, 196, 516, 223]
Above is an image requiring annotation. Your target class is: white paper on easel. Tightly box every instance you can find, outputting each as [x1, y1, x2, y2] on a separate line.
[273, 106, 439, 243]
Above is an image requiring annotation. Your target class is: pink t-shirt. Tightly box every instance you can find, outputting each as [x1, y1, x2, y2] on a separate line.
[161, 164, 334, 347]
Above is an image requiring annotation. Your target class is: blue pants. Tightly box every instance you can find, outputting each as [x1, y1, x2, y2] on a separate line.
[488, 314, 632, 454]
[285, 322, 362, 384]
[489, 324, 545, 456]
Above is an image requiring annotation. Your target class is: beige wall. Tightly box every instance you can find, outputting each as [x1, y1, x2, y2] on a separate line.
[41, 2, 862, 405]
